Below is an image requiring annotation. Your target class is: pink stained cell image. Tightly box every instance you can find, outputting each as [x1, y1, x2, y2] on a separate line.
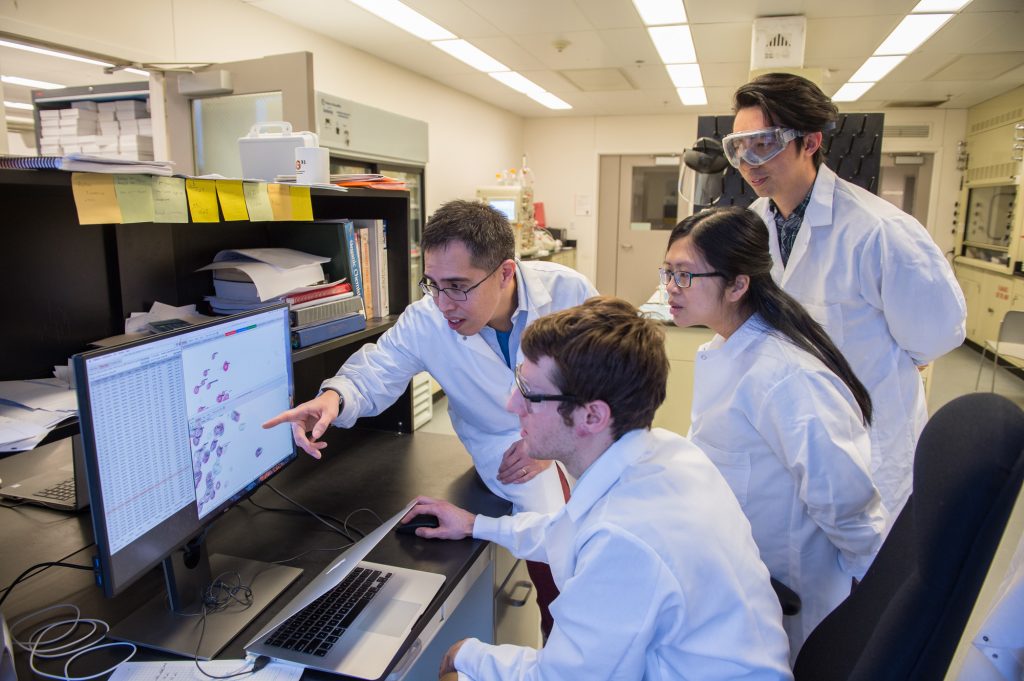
[231, 410, 241, 422]
[193, 386, 200, 395]
[222, 361, 230, 372]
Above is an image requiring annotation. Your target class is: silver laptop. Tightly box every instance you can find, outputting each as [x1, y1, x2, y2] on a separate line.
[245, 500, 445, 680]
[0, 435, 88, 511]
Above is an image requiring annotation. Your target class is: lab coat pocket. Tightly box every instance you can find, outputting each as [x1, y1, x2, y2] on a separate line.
[801, 302, 845, 348]
[698, 443, 752, 507]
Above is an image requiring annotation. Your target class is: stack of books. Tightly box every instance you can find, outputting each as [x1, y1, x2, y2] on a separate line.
[289, 285, 366, 349]
[199, 248, 367, 348]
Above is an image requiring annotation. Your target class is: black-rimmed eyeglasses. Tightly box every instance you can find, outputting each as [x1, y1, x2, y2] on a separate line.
[658, 268, 724, 289]
[419, 263, 503, 301]
[514, 364, 576, 408]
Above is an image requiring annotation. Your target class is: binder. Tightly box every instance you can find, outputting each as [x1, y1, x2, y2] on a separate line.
[290, 312, 367, 349]
[290, 295, 364, 329]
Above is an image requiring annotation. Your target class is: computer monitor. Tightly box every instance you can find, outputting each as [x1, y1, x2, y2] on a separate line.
[73, 304, 302, 659]
[476, 185, 522, 223]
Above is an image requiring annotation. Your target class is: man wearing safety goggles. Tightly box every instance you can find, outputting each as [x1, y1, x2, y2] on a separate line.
[726, 73, 966, 525]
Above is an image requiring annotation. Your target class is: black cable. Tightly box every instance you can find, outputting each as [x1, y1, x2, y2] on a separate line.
[0, 561, 93, 610]
[246, 497, 360, 538]
[260, 483, 357, 540]
[191, 572, 262, 680]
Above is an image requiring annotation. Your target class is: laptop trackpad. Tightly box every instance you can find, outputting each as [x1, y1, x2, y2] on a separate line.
[353, 599, 419, 637]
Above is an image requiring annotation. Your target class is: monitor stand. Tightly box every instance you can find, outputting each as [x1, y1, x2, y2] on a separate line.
[110, 545, 302, 660]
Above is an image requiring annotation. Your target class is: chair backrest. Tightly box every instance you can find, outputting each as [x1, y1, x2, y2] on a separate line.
[793, 393, 1024, 681]
[999, 310, 1024, 345]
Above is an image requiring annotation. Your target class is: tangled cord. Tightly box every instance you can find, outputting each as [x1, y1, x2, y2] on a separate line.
[10, 603, 136, 681]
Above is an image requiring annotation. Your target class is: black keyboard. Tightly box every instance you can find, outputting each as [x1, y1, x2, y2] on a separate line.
[265, 566, 392, 658]
[34, 478, 75, 502]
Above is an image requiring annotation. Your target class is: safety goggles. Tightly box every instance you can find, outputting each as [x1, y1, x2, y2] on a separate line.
[721, 126, 806, 168]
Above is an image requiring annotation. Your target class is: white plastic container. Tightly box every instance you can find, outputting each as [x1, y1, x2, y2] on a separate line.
[238, 122, 318, 181]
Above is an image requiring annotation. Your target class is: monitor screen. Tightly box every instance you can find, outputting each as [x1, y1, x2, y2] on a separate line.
[488, 198, 517, 222]
[75, 304, 296, 598]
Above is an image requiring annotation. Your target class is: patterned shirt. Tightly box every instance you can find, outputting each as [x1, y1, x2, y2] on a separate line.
[770, 189, 813, 267]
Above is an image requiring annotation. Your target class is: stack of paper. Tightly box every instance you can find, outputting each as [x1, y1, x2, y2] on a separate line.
[0, 379, 78, 452]
[200, 248, 332, 314]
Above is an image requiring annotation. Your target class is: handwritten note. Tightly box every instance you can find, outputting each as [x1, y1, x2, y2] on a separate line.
[113, 175, 155, 223]
[266, 183, 292, 221]
[242, 182, 274, 222]
[185, 179, 220, 222]
[215, 180, 250, 221]
[71, 173, 122, 224]
[152, 177, 189, 223]
[289, 185, 314, 221]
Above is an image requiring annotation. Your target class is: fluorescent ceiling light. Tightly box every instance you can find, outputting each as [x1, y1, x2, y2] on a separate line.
[123, 67, 150, 77]
[833, 81, 876, 102]
[433, 39, 508, 73]
[632, 0, 687, 26]
[489, 71, 546, 97]
[3, 100, 33, 110]
[1, 75, 65, 89]
[527, 91, 572, 110]
[911, 0, 972, 11]
[665, 63, 703, 88]
[648, 25, 696, 64]
[849, 55, 906, 82]
[0, 39, 113, 67]
[874, 14, 953, 55]
[676, 87, 707, 106]
[349, 0, 455, 41]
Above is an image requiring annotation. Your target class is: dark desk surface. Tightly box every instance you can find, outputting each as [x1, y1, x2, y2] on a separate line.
[1, 428, 511, 680]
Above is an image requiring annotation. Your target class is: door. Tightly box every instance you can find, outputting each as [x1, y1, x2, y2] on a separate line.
[598, 154, 681, 306]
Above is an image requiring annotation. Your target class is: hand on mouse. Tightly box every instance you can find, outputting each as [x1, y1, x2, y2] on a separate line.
[401, 496, 476, 540]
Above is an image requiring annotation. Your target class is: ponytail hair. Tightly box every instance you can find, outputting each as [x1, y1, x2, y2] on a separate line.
[668, 207, 872, 425]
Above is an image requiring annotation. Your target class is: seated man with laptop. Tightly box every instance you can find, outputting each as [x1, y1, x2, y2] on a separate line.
[404, 297, 793, 680]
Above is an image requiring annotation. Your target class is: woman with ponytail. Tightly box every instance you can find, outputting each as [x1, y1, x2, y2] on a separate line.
[662, 206, 887, 660]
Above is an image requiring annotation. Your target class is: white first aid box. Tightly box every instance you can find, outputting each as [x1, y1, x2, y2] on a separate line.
[238, 122, 318, 181]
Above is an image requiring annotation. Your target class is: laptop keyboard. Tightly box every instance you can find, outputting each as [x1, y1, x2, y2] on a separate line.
[34, 478, 76, 502]
[265, 566, 392, 657]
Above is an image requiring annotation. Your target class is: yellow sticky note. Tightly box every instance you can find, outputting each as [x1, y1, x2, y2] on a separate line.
[267, 183, 292, 221]
[185, 178, 220, 222]
[288, 185, 313, 221]
[243, 182, 274, 222]
[113, 175, 155, 223]
[215, 180, 250, 221]
[152, 177, 189, 223]
[71, 173, 122, 225]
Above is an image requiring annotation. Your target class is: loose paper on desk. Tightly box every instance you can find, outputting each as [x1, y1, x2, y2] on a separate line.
[123, 301, 213, 335]
[216, 179, 250, 221]
[108, 660, 302, 681]
[0, 378, 77, 451]
[71, 173, 123, 224]
[185, 178, 220, 222]
[153, 177, 189, 223]
[114, 175, 156, 223]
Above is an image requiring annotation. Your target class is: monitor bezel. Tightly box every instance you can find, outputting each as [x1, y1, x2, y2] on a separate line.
[73, 303, 297, 598]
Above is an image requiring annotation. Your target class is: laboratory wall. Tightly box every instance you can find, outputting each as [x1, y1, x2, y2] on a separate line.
[0, 0, 526, 214]
[525, 108, 967, 284]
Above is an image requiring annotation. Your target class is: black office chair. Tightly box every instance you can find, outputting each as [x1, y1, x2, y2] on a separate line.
[793, 393, 1024, 681]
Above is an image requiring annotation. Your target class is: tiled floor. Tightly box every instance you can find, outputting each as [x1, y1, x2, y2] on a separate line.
[420, 343, 1024, 436]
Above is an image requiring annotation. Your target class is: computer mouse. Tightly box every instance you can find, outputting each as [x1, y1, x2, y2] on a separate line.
[396, 514, 440, 535]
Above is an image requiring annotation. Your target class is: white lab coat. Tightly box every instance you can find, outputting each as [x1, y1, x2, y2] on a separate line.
[750, 165, 966, 519]
[689, 315, 887, 659]
[456, 428, 794, 681]
[321, 260, 597, 513]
